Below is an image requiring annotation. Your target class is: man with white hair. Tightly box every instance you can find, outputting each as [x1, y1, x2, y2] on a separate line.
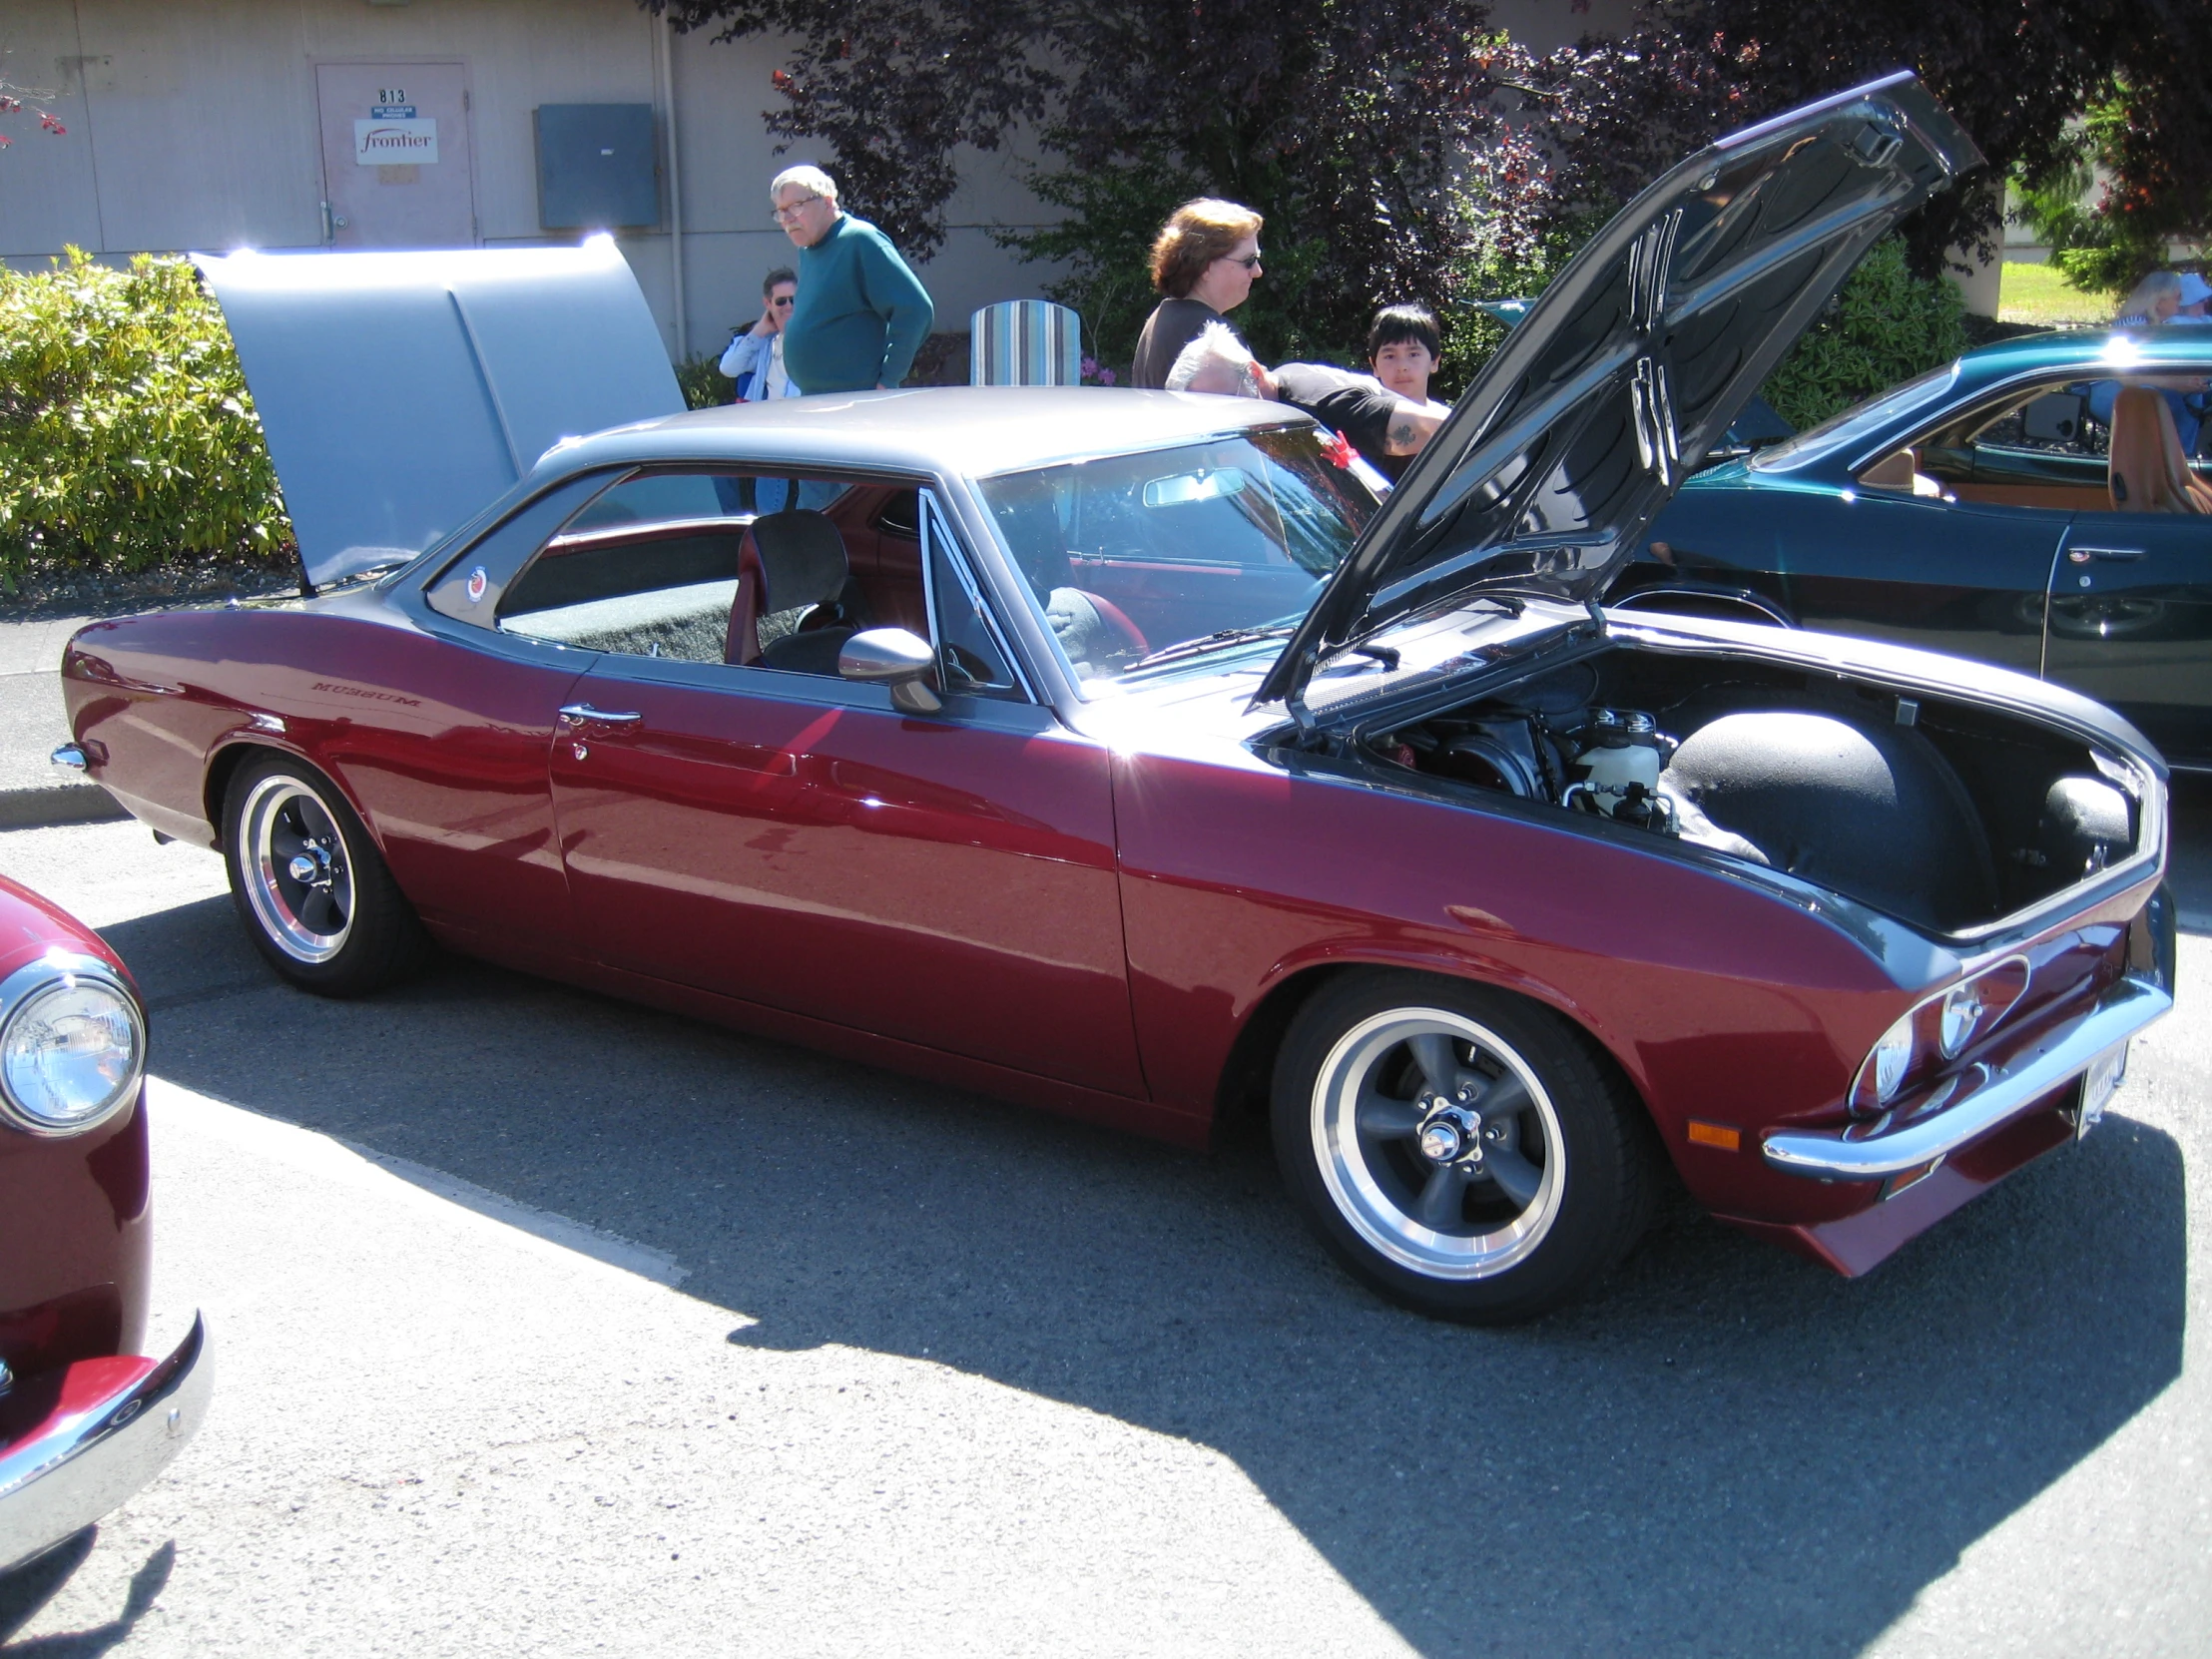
[769, 164, 935, 394]
[1167, 321, 1450, 479]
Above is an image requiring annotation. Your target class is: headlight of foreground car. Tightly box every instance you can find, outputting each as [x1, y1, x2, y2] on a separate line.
[0, 953, 147, 1137]
[1851, 956, 2033, 1116]
[1862, 1015, 1917, 1110]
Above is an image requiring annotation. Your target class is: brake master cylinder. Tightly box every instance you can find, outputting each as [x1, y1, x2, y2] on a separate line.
[1574, 709, 1674, 828]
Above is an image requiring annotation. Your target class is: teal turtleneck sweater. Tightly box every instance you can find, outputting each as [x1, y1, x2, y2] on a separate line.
[785, 214, 935, 394]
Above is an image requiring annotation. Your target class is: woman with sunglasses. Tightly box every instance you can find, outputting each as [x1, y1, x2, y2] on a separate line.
[1131, 199, 1265, 389]
[719, 267, 802, 402]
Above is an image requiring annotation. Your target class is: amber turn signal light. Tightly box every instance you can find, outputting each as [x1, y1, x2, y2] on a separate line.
[1686, 1120, 1740, 1151]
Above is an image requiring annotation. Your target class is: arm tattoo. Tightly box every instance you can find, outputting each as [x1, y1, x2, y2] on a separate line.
[1387, 416, 1417, 452]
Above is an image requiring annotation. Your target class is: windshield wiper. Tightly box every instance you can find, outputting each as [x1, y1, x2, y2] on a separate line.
[1127, 623, 1296, 672]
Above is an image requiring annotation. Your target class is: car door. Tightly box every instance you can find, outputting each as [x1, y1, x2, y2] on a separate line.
[528, 475, 1146, 1096]
[1776, 490, 2064, 674]
[2045, 512, 2212, 768]
[361, 472, 617, 962]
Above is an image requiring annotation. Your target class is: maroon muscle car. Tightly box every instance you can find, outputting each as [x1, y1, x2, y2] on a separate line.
[56, 76, 2177, 1321]
[1, 877, 209, 1573]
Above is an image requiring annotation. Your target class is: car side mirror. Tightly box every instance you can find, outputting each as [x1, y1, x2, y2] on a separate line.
[838, 627, 943, 715]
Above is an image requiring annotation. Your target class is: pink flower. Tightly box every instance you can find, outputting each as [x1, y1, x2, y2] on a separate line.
[1099, 368, 1116, 385]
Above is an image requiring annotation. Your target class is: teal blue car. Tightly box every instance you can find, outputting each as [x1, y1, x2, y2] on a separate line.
[1611, 328, 2212, 770]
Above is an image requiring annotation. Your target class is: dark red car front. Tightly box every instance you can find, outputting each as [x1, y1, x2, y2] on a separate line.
[0, 876, 208, 1574]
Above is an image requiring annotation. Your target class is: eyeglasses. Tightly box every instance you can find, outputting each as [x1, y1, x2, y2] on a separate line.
[771, 293, 796, 307]
[771, 194, 823, 223]
[1218, 252, 1264, 271]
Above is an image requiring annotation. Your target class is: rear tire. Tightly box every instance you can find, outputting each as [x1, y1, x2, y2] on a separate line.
[223, 753, 429, 996]
[1272, 971, 1655, 1324]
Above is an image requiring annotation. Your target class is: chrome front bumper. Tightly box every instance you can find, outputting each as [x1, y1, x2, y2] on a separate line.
[0, 1315, 210, 1573]
[1762, 973, 2173, 1181]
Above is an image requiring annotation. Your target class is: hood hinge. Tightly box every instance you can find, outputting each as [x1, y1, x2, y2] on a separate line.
[1283, 648, 1327, 748]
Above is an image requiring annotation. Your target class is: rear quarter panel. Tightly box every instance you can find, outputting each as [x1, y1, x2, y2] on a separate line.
[63, 600, 588, 950]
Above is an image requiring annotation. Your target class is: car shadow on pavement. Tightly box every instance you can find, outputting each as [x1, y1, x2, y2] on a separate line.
[101, 894, 2188, 1659]
[0, 1534, 173, 1657]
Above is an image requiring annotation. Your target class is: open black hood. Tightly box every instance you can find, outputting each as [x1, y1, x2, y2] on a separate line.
[1257, 72, 1982, 709]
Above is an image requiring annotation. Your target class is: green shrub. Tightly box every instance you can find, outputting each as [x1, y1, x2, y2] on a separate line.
[676, 352, 734, 410]
[1760, 237, 1967, 430]
[0, 248, 292, 592]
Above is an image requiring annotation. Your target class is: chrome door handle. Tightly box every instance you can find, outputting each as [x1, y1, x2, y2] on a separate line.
[557, 704, 643, 727]
[2067, 546, 2146, 563]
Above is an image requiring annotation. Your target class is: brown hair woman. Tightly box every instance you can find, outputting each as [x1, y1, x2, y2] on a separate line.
[1130, 198, 1264, 389]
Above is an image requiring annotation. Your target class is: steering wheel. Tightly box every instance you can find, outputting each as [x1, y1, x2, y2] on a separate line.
[1076, 590, 1148, 656]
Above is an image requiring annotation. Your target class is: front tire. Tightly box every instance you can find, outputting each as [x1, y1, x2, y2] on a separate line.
[223, 754, 428, 996]
[1272, 972, 1655, 1324]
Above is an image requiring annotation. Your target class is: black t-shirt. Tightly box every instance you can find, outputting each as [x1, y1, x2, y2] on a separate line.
[1271, 363, 1403, 471]
[1131, 298, 1229, 389]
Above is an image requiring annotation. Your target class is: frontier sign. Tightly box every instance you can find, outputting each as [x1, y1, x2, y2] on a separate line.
[353, 118, 439, 166]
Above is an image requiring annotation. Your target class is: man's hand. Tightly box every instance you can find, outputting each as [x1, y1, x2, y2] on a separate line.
[753, 295, 782, 337]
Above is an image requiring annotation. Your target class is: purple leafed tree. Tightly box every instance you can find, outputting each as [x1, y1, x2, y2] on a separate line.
[1508, 0, 2210, 281]
[643, 0, 1539, 366]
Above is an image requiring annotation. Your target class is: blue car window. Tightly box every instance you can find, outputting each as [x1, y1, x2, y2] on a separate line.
[1751, 362, 1960, 472]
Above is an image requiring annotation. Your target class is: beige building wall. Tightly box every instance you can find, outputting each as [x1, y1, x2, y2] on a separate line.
[1, 0, 1060, 360]
[1, 0, 1646, 356]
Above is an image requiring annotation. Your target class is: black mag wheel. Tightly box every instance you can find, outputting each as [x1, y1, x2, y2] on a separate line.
[223, 754, 428, 996]
[1272, 971, 1656, 1324]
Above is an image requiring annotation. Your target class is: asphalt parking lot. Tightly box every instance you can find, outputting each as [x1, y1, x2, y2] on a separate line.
[0, 798, 2207, 1658]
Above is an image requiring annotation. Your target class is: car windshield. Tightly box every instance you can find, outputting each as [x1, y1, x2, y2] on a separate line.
[1749, 360, 1962, 472]
[977, 425, 1377, 693]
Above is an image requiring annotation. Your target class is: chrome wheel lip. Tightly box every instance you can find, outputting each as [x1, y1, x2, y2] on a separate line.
[1311, 1007, 1565, 1281]
[240, 775, 353, 964]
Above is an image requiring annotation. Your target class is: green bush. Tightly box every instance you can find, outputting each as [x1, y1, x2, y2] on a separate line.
[0, 248, 292, 592]
[1760, 237, 1967, 430]
[676, 352, 734, 410]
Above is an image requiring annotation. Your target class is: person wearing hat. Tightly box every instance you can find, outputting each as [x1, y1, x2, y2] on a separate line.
[2170, 272, 2212, 323]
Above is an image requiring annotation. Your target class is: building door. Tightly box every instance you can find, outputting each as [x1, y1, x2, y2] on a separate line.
[314, 63, 476, 250]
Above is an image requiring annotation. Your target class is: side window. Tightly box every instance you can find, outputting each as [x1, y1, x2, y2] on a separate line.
[424, 472, 620, 623]
[924, 493, 1026, 701]
[1854, 374, 2212, 510]
[500, 472, 751, 663]
[498, 471, 856, 668]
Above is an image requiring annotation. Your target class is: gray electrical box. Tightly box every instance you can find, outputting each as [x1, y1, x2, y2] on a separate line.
[535, 104, 659, 231]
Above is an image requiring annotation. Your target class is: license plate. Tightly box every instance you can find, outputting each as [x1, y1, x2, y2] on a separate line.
[2076, 1040, 2130, 1140]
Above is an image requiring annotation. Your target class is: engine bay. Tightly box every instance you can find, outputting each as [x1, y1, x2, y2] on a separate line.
[1357, 649, 2144, 934]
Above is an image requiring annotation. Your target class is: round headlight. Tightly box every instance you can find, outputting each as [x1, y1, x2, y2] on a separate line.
[0, 958, 146, 1137]
[1868, 1014, 1916, 1106]
[1938, 979, 1984, 1058]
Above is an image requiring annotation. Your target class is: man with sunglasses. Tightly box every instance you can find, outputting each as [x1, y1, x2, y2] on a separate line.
[768, 164, 934, 394]
[719, 268, 802, 402]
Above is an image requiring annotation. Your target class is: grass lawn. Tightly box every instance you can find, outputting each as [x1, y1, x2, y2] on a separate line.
[1999, 262, 2109, 327]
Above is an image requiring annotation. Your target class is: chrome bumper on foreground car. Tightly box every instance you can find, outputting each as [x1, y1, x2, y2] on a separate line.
[0, 1315, 210, 1573]
[1762, 973, 2173, 1181]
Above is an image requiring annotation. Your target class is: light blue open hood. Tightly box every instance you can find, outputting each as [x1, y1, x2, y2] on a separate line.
[195, 239, 683, 589]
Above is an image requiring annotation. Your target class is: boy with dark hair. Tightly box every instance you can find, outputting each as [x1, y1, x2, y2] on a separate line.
[1367, 303, 1441, 406]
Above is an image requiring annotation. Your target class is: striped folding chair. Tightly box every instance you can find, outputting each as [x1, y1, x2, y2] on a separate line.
[970, 300, 1083, 386]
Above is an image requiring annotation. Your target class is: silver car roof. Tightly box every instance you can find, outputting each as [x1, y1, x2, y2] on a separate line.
[526, 387, 1313, 485]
